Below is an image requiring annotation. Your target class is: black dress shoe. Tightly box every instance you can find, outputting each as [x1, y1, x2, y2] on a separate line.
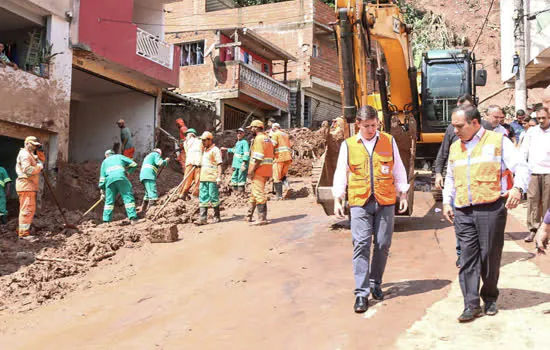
[354, 296, 368, 313]
[457, 307, 483, 322]
[371, 285, 384, 301]
[484, 302, 498, 316]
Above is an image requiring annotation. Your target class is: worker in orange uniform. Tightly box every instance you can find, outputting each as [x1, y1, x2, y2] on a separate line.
[245, 120, 274, 225]
[270, 123, 292, 200]
[175, 118, 188, 170]
[116, 119, 135, 159]
[15, 136, 44, 240]
[179, 128, 203, 198]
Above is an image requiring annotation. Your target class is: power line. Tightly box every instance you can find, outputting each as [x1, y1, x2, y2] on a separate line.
[471, 0, 496, 52]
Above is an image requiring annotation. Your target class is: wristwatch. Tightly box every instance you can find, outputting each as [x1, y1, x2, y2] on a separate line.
[513, 187, 524, 195]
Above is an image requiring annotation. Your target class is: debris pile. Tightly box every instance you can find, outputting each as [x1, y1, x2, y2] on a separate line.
[288, 127, 327, 159]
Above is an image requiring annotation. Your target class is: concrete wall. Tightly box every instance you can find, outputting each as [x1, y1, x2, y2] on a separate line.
[501, 0, 550, 83]
[0, 13, 72, 165]
[70, 91, 156, 163]
[133, 0, 165, 39]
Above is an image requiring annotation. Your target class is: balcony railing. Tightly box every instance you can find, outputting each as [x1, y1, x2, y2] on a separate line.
[136, 28, 174, 69]
[239, 63, 290, 105]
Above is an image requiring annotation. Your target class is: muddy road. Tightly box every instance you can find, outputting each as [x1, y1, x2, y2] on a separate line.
[0, 191, 549, 349]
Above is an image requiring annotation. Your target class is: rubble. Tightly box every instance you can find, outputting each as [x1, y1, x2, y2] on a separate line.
[0, 126, 318, 313]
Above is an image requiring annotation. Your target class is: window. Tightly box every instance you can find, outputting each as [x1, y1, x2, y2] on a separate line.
[179, 41, 205, 66]
[263, 63, 270, 75]
[312, 44, 320, 58]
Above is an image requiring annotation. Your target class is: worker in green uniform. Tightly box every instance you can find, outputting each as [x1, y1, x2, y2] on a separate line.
[221, 128, 250, 193]
[0, 166, 12, 225]
[139, 148, 169, 209]
[99, 149, 138, 223]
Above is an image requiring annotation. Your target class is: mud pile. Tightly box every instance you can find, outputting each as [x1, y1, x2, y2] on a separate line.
[0, 210, 149, 312]
[57, 162, 183, 212]
[288, 159, 314, 177]
[288, 127, 328, 159]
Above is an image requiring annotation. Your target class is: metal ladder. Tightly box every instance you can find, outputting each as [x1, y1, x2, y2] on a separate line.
[24, 28, 44, 70]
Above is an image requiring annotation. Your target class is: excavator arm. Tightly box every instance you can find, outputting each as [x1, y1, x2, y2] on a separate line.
[315, 0, 417, 216]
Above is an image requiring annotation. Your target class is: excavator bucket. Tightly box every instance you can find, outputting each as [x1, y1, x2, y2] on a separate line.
[314, 118, 350, 216]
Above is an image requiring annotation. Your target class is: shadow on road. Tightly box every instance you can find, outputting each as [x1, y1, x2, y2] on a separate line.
[499, 288, 550, 310]
[270, 214, 308, 225]
[500, 251, 536, 266]
[382, 279, 452, 300]
[505, 231, 530, 242]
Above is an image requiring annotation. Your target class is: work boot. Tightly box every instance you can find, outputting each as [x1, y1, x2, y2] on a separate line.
[274, 182, 283, 200]
[1, 215, 7, 225]
[256, 203, 269, 225]
[196, 207, 208, 225]
[244, 203, 256, 222]
[212, 206, 221, 223]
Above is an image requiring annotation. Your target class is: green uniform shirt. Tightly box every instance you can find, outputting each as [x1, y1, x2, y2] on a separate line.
[120, 127, 134, 150]
[140, 152, 167, 181]
[0, 52, 11, 65]
[0, 166, 12, 195]
[99, 154, 137, 190]
[228, 139, 250, 169]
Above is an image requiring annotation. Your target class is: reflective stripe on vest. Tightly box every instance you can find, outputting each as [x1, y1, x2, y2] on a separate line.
[143, 164, 158, 173]
[449, 130, 506, 208]
[106, 165, 125, 173]
[346, 132, 396, 207]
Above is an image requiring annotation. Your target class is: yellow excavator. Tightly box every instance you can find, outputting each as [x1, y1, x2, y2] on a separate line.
[314, 0, 487, 216]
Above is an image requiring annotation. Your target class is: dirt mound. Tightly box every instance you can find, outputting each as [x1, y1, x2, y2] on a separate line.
[57, 162, 183, 213]
[289, 159, 314, 177]
[288, 127, 327, 159]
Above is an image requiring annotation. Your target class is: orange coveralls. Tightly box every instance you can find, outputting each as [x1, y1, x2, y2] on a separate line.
[15, 148, 43, 236]
[249, 133, 274, 205]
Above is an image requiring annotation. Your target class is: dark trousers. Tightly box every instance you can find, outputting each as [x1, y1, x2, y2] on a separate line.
[454, 198, 507, 309]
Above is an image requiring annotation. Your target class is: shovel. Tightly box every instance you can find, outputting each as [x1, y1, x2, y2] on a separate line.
[42, 171, 79, 230]
[77, 197, 104, 224]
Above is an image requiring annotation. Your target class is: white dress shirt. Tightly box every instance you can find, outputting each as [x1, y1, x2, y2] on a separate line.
[520, 125, 550, 174]
[442, 127, 529, 205]
[493, 124, 509, 136]
[332, 131, 410, 200]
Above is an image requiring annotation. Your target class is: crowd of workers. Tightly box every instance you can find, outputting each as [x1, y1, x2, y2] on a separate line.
[336, 85, 550, 322]
[0, 116, 293, 241]
[1, 84, 549, 323]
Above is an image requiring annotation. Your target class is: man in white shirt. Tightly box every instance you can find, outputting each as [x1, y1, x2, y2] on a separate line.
[486, 105, 510, 138]
[521, 107, 550, 242]
[443, 105, 528, 322]
[333, 106, 409, 313]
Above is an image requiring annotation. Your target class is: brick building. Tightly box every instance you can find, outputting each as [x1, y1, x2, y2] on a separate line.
[165, 0, 342, 129]
[168, 27, 296, 130]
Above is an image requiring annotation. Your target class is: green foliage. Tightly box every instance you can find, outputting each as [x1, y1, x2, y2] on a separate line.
[397, 0, 460, 67]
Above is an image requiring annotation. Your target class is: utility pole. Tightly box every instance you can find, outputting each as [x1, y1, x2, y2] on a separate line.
[513, 0, 527, 111]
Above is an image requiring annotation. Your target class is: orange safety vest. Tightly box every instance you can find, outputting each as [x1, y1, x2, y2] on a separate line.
[449, 129, 512, 208]
[346, 132, 396, 207]
[251, 133, 274, 177]
[271, 130, 292, 162]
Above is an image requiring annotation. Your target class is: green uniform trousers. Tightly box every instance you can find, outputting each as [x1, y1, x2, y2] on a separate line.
[230, 167, 247, 187]
[0, 193, 7, 216]
[103, 178, 137, 222]
[142, 179, 158, 201]
[199, 181, 219, 208]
